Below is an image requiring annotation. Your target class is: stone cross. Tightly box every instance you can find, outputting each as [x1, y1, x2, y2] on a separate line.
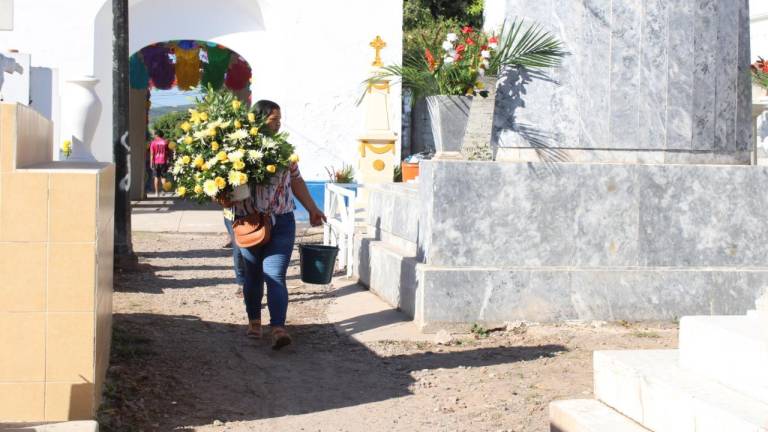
[369, 36, 386, 68]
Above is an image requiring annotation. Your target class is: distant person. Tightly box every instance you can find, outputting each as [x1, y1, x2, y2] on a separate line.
[149, 130, 169, 197]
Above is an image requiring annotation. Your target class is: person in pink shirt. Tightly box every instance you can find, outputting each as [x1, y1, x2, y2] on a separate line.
[149, 130, 169, 197]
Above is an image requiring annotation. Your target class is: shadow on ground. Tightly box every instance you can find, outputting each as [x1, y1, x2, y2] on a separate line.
[100, 311, 565, 430]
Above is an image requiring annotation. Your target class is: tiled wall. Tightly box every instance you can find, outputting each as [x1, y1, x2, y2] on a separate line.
[0, 103, 114, 422]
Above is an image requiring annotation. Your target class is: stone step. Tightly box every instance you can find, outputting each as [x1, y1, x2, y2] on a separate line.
[594, 350, 768, 432]
[355, 239, 419, 319]
[679, 315, 768, 403]
[549, 399, 651, 432]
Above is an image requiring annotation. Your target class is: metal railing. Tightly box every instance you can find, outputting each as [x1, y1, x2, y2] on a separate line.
[323, 183, 357, 277]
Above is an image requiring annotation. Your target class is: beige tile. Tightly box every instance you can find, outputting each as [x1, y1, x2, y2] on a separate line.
[97, 165, 115, 232]
[0, 312, 45, 381]
[0, 382, 45, 421]
[47, 244, 96, 312]
[0, 104, 17, 173]
[0, 243, 46, 312]
[46, 313, 95, 382]
[0, 172, 49, 242]
[49, 173, 97, 243]
[45, 382, 95, 421]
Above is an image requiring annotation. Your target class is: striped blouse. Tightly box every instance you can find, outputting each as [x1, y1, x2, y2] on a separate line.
[224, 163, 302, 220]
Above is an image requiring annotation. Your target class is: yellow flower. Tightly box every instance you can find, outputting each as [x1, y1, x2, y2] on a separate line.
[249, 127, 259, 136]
[163, 180, 173, 192]
[266, 164, 277, 174]
[201, 163, 210, 171]
[189, 109, 201, 123]
[182, 155, 191, 165]
[194, 185, 203, 194]
[180, 122, 191, 132]
[214, 176, 226, 189]
[207, 128, 217, 137]
[239, 172, 248, 184]
[232, 100, 242, 110]
[183, 136, 193, 145]
[233, 160, 245, 170]
[288, 153, 299, 163]
[216, 151, 228, 162]
[176, 186, 187, 197]
[248, 112, 256, 122]
[203, 180, 218, 197]
[199, 112, 208, 121]
[211, 141, 220, 151]
[228, 170, 246, 186]
[168, 142, 177, 151]
[193, 156, 204, 168]
[475, 81, 485, 89]
[61, 140, 72, 157]
[234, 120, 242, 129]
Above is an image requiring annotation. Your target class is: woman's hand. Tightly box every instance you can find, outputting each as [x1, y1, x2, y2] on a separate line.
[309, 208, 326, 227]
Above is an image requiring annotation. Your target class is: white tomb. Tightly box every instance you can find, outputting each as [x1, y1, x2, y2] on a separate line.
[550, 292, 768, 432]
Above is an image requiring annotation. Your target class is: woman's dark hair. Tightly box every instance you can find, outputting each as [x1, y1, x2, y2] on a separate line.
[156, 130, 165, 138]
[251, 99, 281, 123]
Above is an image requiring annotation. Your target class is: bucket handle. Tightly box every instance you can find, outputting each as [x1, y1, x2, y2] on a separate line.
[300, 222, 337, 243]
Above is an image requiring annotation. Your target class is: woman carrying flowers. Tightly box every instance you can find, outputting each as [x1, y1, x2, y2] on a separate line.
[222, 100, 325, 349]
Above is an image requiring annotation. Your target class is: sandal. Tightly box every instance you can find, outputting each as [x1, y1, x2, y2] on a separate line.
[246, 320, 262, 339]
[271, 327, 292, 350]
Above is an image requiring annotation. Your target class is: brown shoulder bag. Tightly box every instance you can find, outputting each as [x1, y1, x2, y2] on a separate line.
[232, 211, 271, 248]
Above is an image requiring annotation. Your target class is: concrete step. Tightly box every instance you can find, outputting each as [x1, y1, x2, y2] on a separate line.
[354, 239, 419, 319]
[679, 315, 768, 403]
[549, 399, 651, 432]
[594, 350, 768, 432]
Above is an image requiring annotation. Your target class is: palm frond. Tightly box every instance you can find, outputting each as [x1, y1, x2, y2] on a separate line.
[489, 19, 567, 73]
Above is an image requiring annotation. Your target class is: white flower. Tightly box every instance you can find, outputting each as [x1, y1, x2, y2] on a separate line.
[481, 50, 491, 59]
[263, 137, 277, 149]
[446, 33, 458, 42]
[228, 150, 244, 162]
[193, 130, 208, 140]
[478, 67, 486, 77]
[171, 165, 182, 175]
[207, 157, 218, 167]
[442, 41, 453, 51]
[482, 59, 490, 69]
[203, 180, 219, 197]
[444, 56, 455, 65]
[227, 129, 249, 141]
[247, 150, 264, 161]
[489, 42, 498, 50]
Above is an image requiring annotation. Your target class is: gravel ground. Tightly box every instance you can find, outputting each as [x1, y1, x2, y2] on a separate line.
[99, 232, 678, 432]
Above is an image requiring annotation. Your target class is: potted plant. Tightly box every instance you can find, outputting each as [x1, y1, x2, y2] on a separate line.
[752, 57, 768, 100]
[371, 20, 565, 159]
[325, 164, 357, 206]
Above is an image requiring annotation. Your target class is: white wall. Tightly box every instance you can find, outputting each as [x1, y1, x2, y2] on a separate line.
[0, 0, 112, 161]
[1, 0, 403, 180]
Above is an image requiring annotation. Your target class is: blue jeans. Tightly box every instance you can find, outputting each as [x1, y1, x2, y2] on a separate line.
[238, 212, 295, 326]
[224, 218, 246, 286]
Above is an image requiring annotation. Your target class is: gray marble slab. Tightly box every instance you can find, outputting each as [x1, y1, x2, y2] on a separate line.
[486, 0, 751, 161]
[419, 160, 768, 268]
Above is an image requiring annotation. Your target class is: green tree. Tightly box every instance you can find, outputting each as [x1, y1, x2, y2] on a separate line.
[149, 110, 187, 142]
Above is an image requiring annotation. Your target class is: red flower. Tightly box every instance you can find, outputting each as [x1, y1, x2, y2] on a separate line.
[488, 36, 499, 44]
[425, 49, 436, 71]
[481, 44, 489, 51]
[456, 44, 466, 54]
[461, 26, 474, 34]
[466, 38, 476, 46]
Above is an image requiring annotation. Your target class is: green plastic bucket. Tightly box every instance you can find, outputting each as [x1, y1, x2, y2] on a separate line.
[299, 244, 339, 284]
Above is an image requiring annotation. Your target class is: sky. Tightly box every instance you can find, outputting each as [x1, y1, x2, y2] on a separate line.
[150, 87, 203, 108]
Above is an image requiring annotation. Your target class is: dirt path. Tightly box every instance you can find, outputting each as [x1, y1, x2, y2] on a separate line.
[100, 232, 678, 432]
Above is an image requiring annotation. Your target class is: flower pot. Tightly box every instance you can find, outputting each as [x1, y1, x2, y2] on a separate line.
[426, 95, 472, 160]
[230, 184, 251, 201]
[62, 76, 102, 161]
[401, 161, 419, 182]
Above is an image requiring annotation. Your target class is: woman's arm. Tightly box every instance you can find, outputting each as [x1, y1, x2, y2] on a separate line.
[291, 176, 326, 226]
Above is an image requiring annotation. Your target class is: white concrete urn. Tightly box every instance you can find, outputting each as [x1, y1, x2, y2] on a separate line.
[63, 76, 101, 161]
